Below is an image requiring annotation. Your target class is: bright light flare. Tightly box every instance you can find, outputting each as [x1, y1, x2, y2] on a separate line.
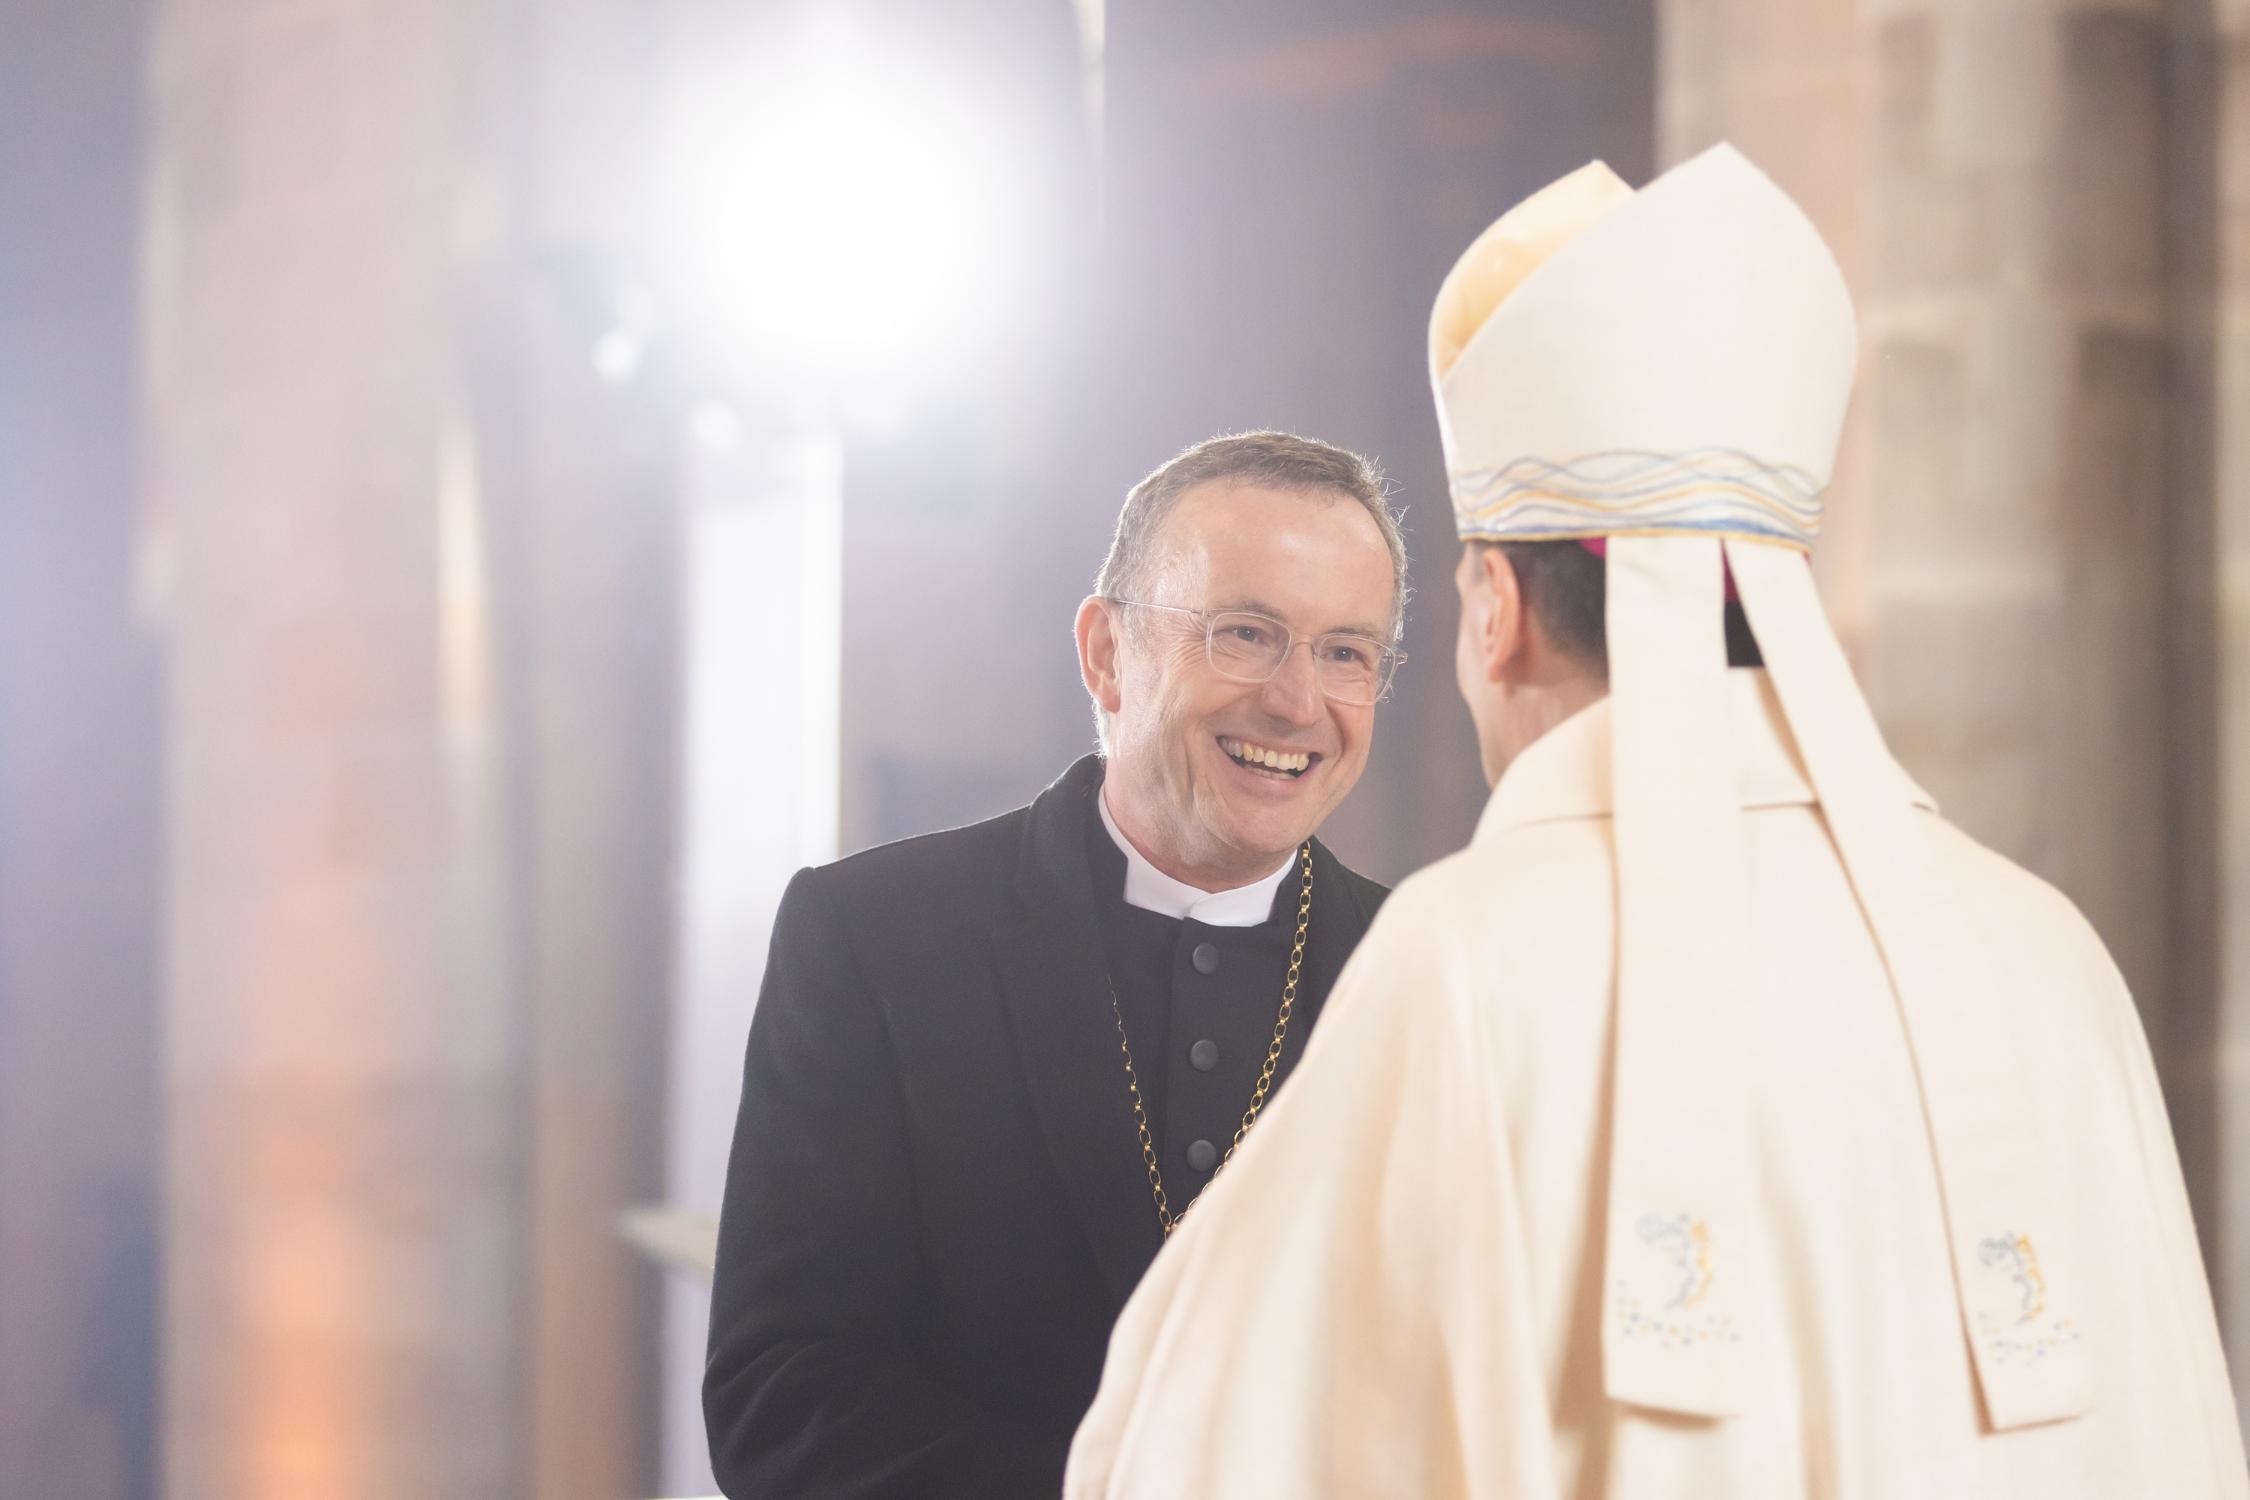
[658, 44, 1032, 391]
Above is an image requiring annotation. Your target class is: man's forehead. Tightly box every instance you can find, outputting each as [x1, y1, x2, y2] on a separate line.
[1142, 529, 1386, 635]
[1160, 487, 1393, 611]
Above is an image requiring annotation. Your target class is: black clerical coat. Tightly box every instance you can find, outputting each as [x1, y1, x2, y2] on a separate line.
[704, 754, 1389, 1499]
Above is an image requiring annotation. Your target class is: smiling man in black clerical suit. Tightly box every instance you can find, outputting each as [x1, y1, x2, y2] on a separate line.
[704, 431, 1407, 1499]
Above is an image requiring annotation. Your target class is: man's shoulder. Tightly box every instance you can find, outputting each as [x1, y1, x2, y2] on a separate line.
[1383, 806, 2126, 991]
[801, 799, 1032, 914]
[1362, 819, 1625, 987]
[1411, 818, 1614, 910]
[1312, 841, 1393, 923]
[1920, 813, 2120, 977]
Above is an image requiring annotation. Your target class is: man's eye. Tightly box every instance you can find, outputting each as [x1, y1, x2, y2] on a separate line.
[1327, 642, 1377, 668]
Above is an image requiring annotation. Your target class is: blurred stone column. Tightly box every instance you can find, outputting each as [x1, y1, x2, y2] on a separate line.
[498, 1, 676, 1494]
[143, 0, 522, 1493]
[2179, 0, 2250, 1425]
[147, 0, 677, 1490]
[1662, 1, 2173, 1015]
[1665, 0, 2221, 1397]
[1860, 0, 2172, 1020]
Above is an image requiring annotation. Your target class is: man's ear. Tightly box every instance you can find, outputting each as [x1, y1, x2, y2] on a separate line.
[1475, 544, 1530, 685]
[1076, 596, 1125, 714]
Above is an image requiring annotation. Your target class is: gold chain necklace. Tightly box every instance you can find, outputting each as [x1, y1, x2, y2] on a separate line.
[1105, 843, 1315, 1236]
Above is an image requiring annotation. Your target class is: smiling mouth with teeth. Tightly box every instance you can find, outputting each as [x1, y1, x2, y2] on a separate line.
[1218, 736, 1317, 779]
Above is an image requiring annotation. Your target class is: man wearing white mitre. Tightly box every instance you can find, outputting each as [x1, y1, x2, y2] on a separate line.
[1064, 144, 2250, 1499]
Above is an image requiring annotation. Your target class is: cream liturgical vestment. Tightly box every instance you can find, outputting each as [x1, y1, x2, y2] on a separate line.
[1063, 146, 2250, 1499]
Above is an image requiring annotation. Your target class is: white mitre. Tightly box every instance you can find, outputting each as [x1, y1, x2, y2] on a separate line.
[1430, 145, 2089, 1430]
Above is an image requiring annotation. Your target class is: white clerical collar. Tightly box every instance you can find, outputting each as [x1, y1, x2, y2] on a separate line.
[1096, 785, 1293, 927]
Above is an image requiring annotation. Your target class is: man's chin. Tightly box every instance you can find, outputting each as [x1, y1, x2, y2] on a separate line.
[1207, 808, 1323, 875]
[1193, 770, 1339, 874]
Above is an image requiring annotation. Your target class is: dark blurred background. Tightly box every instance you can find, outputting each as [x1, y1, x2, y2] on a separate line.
[4, 0, 2244, 1495]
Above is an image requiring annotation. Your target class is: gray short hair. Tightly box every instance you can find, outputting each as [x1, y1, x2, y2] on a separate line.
[1094, 431, 1407, 637]
[1088, 431, 1408, 752]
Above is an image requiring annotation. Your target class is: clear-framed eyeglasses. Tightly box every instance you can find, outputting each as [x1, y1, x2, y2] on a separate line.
[1106, 599, 1405, 706]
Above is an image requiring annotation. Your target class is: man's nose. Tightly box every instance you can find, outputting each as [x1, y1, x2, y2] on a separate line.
[1258, 641, 1325, 722]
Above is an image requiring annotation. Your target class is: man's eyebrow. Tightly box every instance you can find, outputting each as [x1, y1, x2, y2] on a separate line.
[1215, 597, 1389, 640]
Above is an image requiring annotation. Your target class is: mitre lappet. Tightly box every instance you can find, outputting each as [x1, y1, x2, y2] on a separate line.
[1429, 143, 2091, 1429]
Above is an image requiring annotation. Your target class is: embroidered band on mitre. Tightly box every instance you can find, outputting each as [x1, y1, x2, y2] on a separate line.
[1431, 144, 2090, 1428]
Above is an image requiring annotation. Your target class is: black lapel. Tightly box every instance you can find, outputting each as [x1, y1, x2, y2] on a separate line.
[990, 756, 1167, 1304]
[1287, 839, 1382, 1040]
